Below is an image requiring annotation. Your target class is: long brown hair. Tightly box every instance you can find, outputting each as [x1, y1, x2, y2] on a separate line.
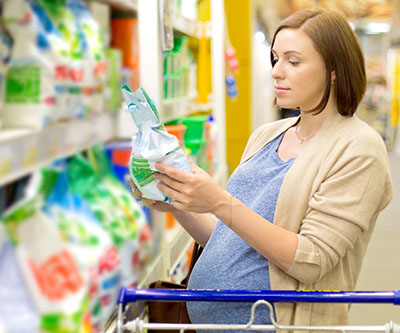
[271, 8, 366, 116]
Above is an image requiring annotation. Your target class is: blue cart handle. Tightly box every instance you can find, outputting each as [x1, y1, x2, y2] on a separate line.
[118, 288, 400, 307]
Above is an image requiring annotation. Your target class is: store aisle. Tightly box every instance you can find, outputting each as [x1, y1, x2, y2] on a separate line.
[349, 151, 400, 325]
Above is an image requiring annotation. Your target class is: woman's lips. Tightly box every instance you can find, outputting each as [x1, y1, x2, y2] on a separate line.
[275, 87, 290, 95]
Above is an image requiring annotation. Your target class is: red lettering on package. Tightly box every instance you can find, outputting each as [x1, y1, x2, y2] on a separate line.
[29, 249, 84, 301]
[94, 62, 107, 76]
[69, 68, 84, 82]
[98, 246, 120, 275]
[55, 65, 69, 80]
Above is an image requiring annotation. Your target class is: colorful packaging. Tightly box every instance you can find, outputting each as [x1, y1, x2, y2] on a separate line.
[2, 0, 66, 128]
[0, 223, 40, 333]
[35, 0, 86, 120]
[68, 0, 107, 116]
[122, 85, 192, 203]
[67, 145, 153, 286]
[1, 197, 87, 332]
[105, 48, 123, 111]
[0, 28, 12, 131]
[41, 167, 119, 330]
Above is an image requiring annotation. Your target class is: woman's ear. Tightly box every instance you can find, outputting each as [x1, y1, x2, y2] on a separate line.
[331, 71, 336, 84]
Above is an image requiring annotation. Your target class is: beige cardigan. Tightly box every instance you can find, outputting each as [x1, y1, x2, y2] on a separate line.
[240, 110, 393, 330]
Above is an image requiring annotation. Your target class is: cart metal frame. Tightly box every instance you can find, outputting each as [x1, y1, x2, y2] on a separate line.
[113, 288, 400, 332]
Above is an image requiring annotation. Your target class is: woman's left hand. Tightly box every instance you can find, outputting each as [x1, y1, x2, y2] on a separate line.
[154, 161, 226, 214]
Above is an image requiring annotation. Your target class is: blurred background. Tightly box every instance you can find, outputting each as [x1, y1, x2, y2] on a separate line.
[0, 0, 399, 332]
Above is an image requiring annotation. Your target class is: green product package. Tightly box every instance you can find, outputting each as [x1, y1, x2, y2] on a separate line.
[122, 85, 192, 203]
[67, 144, 153, 286]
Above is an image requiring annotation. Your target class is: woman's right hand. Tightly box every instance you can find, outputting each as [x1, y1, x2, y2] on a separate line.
[129, 178, 177, 213]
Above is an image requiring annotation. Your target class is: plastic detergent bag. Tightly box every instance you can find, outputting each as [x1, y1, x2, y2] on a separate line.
[40, 167, 119, 331]
[1, 197, 87, 333]
[33, 0, 86, 120]
[67, 0, 107, 116]
[0, 27, 12, 131]
[122, 85, 192, 203]
[2, 0, 70, 128]
[0, 224, 40, 333]
[67, 148, 153, 287]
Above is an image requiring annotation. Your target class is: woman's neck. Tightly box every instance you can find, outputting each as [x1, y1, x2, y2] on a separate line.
[297, 98, 337, 138]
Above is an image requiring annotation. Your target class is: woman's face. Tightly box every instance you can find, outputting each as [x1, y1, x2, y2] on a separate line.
[271, 28, 328, 111]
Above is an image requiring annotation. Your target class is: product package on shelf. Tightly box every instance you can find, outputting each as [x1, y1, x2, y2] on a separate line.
[0, 145, 153, 332]
[66, 144, 153, 286]
[0, 27, 12, 132]
[1, 197, 89, 333]
[1, 0, 107, 129]
[105, 48, 123, 111]
[0, 223, 40, 333]
[111, 17, 140, 91]
[2, 0, 69, 128]
[163, 36, 192, 99]
[40, 167, 120, 331]
[68, 0, 107, 116]
[181, 114, 209, 171]
[121, 85, 192, 203]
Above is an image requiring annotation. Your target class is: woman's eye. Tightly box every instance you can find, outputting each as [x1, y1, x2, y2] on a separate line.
[289, 60, 300, 66]
[272, 58, 278, 66]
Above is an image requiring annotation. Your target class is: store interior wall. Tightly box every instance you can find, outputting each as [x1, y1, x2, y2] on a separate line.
[224, 0, 252, 175]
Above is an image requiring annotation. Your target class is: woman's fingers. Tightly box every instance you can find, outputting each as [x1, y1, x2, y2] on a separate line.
[155, 162, 191, 182]
[157, 180, 183, 202]
[142, 198, 156, 207]
[129, 178, 143, 199]
[154, 172, 185, 192]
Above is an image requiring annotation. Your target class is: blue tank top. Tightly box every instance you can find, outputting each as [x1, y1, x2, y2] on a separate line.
[187, 133, 295, 332]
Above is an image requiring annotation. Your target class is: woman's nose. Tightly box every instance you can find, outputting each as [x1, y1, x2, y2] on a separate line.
[271, 60, 284, 80]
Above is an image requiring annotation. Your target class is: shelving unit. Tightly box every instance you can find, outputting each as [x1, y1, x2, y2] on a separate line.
[89, 0, 138, 12]
[0, 113, 117, 187]
[0, 0, 226, 306]
[135, 0, 226, 285]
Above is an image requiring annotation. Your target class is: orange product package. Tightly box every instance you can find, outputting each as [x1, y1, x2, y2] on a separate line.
[111, 18, 139, 68]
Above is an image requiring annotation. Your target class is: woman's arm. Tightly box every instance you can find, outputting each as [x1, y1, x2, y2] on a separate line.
[154, 161, 298, 271]
[171, 210, 216, 247]
[130, 178, 215, 246]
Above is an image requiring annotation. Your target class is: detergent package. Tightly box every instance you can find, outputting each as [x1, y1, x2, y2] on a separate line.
[0, 28, 12, 131]
[1, 197, 88, 333]
[67, 0, 107, 116]
[121, 85, 192, 203]
[1, 0, 69, 128]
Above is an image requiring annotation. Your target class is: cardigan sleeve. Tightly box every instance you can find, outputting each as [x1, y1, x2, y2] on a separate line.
[286, 136, 393, 284]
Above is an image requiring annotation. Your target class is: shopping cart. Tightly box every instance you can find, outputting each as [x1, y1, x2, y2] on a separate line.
[109, 287, 400, 332]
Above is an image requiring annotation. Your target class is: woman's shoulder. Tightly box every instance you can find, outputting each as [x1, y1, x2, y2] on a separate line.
[338, 115, 387, 152]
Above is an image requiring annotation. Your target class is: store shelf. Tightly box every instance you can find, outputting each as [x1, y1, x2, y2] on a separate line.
[88, 0, 137, 12]
[172, 14, 200, 38]
[172, 14, 212, 39]
[0, 113, 117, 187]
[166, 224, 192, 274]
[162, 95, 195, 122]
[137, 252, 165, 288]
[162, 95, 214, 122]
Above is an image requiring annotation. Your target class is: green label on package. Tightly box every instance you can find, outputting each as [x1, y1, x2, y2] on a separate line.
[5, 66, 41, 103]
[131, 157, 155, 187]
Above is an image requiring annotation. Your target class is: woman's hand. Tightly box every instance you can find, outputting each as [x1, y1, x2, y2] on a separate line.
[129, 178, 177, 213]
[154, 161, 226, 214]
